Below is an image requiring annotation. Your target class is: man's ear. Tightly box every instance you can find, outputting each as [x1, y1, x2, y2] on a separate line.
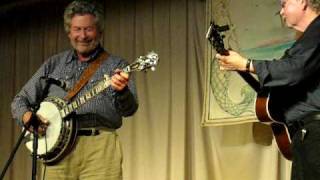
[298, 0, 308, 10]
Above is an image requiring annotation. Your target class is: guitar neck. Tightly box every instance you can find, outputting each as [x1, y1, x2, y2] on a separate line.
[60, 76, 111, 118]
[237, 71, 261, 92]
[218, 49, 261, 93]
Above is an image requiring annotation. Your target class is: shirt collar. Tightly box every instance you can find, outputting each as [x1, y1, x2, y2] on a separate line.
[67, 44, 105, 64]
[297, 15, 320, 41]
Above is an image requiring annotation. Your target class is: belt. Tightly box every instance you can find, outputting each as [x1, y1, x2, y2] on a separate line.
[78, 128, 100, 136]
[77, 127, 115, 136]
[288, 112, 320, 137]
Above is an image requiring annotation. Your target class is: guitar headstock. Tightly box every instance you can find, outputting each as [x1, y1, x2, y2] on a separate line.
[124, 51, 159, 73]
[206, 21, 230, 55]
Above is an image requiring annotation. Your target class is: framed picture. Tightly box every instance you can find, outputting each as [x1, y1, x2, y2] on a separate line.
[202, 0, 295, 126]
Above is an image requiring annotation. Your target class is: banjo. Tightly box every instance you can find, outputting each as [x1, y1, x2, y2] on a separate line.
[25, 52, 159, 165]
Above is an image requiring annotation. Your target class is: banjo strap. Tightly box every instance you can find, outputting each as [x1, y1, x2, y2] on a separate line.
[64, 51, 109, 101]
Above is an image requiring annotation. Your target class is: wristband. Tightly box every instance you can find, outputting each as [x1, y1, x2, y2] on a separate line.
[246, 58, 252, 72]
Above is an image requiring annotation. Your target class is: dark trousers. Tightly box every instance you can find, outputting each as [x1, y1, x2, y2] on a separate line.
[290, 113, 320, 180]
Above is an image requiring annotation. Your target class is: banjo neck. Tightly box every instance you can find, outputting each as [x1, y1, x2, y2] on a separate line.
[59, 75, 111, 118]
[58, 52, 158, 119]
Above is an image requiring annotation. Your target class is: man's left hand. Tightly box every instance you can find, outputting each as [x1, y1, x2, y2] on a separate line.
[216, 50, 247, 72]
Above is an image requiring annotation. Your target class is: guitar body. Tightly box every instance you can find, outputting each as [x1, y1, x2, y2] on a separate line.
[255, 91, 292, 160]
[25, 96, 78, 165]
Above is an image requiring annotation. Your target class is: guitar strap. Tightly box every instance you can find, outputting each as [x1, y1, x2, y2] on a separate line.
[64, 51, 109, 101]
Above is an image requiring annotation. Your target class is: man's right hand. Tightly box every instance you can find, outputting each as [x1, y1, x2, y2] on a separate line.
[23, 111, 49, 135]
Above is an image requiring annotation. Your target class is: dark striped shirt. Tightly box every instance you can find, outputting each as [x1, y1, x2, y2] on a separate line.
[11, 46, 138, 129]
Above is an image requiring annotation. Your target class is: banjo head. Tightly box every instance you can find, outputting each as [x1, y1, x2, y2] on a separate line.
[25, 101, 63, 155]
[25, 96, 76, 163]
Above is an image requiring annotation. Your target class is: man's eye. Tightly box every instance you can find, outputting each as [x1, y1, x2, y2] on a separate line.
[72, 28, 81, 32]
[85, 27, 94, 32]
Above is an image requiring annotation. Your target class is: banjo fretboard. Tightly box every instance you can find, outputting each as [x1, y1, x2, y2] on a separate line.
[59, 75, 111, 118]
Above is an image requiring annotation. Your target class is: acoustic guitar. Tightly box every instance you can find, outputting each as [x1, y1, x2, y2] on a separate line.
[206, 21, 292, 160]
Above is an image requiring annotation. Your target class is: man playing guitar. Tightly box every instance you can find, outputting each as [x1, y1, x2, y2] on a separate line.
[215, 0, 320, 179]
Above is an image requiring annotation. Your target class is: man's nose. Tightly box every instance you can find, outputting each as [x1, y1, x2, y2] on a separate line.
[79, 29, 87, 39]
[279, 8, 284, 16]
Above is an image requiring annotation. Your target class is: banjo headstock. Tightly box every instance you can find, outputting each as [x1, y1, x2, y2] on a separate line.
[123, 51, 159, 73]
